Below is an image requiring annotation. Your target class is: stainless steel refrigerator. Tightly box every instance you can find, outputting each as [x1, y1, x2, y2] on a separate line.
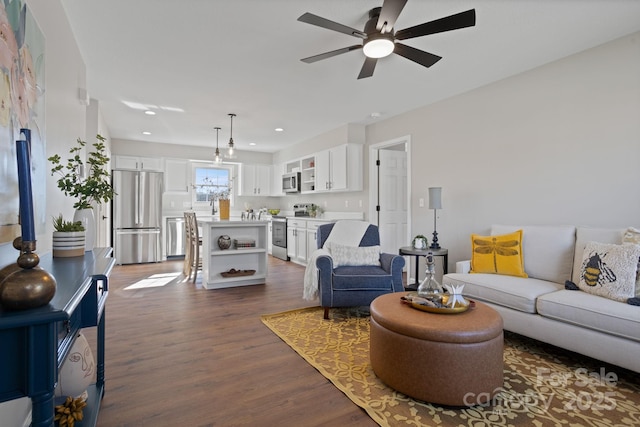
[112, 169, 163, 264]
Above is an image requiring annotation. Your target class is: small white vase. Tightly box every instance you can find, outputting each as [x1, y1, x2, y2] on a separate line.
[74, 208, 95, 251]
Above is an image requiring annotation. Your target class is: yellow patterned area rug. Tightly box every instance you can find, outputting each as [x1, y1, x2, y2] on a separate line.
[261, 306, 640, 427]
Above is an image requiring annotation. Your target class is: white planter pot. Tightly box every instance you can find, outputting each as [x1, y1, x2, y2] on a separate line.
[52, 231, 86, 257]
[413, 237, 428, 250]
[74, 209, 95, 251]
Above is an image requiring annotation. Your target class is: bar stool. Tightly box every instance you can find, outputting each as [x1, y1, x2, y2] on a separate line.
[184, 212, 202, 283]
[183, 212, 193, 278]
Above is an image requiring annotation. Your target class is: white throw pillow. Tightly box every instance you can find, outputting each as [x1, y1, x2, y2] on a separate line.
[622, 227, 640, 293]
[577, 241, 640, 302]
[326, 242, 380, 267]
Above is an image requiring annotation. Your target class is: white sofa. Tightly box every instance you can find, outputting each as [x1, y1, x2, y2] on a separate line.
[443, 225, 640, 373]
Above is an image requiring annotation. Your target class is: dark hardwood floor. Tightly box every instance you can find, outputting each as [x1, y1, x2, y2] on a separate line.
[93, 256, 379, 426]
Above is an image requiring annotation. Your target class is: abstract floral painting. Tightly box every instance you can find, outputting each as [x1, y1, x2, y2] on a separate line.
[0, 0, 45, 244]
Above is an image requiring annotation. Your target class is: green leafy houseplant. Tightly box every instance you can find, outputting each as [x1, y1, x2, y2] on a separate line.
[48, 134, 115, 210]
[52, 214, 85, 232]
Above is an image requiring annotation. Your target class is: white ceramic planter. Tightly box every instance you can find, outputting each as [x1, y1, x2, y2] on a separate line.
[74, 209, 95, 250]
[52, 231, 86, 257]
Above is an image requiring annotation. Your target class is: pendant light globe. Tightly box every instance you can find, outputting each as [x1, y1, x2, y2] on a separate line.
[227, 113, 236, 159]
[214, 126, 222, 163]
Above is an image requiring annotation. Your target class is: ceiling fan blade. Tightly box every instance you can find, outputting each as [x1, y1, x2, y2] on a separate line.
[298, 12, 367, 38]
[301, 45, 362, 64]
[395, 9, 476, 40]
[394, 43, 442, 68]
[376, 0, 408, 32]
[357, 57, 378, 79]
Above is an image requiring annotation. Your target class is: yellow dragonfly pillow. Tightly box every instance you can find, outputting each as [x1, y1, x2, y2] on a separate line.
[471, 230, 528, 278]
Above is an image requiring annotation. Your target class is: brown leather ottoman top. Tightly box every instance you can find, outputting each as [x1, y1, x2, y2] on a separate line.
[370, 292, 503, 344]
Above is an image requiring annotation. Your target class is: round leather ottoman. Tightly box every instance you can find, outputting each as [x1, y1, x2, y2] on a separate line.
[370, 292, 504, 406]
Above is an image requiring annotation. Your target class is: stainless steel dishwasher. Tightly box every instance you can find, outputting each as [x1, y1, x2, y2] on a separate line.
[166, 217, 186, 259]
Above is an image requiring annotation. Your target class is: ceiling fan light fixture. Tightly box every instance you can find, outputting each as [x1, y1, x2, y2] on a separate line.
[363, 34, 394, 58]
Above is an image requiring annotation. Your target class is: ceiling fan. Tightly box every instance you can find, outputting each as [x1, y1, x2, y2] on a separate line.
[297, 0, 476, 79]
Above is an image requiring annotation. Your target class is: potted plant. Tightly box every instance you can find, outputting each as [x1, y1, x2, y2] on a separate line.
[48, 135, 115, 250]
[307, 204, 323, 218]
[52, 214, 86, 258]
[412, 235, 428, 250]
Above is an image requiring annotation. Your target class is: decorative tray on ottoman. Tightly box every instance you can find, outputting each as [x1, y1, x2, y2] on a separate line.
[401, 292, 473, 314]
[221, 269, 256, 278]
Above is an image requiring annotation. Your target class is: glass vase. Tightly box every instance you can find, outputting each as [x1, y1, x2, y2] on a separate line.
[417, 252, 442, 300]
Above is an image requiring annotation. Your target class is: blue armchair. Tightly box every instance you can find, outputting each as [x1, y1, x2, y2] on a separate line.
[316, 223, 405, 319]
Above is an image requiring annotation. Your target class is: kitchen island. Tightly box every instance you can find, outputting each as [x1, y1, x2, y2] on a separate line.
[200, 220, 269, 289]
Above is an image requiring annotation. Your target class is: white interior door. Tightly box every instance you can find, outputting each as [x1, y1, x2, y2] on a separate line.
[375, 146, 409, 256]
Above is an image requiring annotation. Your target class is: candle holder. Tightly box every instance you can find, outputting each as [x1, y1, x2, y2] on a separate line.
[0, 130, 57, 310]
[0, 237, 57, 310]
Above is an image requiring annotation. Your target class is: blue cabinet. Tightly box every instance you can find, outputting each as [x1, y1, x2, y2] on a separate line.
[0, 248, 114, 427]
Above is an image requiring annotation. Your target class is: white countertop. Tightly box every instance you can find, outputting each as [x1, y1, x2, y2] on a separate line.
[198, 219, 269, 225]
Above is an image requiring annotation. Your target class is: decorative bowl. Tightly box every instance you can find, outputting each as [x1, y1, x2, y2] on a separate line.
[268, 209, 280, 215]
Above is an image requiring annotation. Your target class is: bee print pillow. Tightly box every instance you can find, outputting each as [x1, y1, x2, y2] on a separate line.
[578, 241, 640, 302]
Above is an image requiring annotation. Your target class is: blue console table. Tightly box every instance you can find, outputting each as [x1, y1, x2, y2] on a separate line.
[0, 248, 114, 427]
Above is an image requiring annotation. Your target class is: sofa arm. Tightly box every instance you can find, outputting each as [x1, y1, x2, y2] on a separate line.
[456, 260, 471, 274]
[380, 253, 404, 273]
[381, 253, 406, 292]
[316, 254, 334, 303]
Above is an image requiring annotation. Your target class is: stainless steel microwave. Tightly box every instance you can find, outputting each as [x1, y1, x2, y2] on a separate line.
[282, 172, 300, 193]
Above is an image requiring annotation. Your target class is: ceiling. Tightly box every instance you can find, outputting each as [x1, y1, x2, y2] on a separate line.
[60, 0, 640, 154]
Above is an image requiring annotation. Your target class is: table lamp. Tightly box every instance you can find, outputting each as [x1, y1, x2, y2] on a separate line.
[428, 187, 442, 249]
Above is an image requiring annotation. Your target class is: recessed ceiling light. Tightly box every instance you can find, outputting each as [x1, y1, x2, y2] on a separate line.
[144, 110, 156, 115]
[370, 112, 381, 118]
[275, 128, 284, 132]
[249, 142, 256, 146]
[142, 131, 151, 135]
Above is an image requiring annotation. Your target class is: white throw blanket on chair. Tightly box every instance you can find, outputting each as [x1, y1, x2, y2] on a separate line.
[303, 220, 371, 300]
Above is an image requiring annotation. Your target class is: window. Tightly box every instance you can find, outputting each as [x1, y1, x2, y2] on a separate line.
[191, 164, 234, 208]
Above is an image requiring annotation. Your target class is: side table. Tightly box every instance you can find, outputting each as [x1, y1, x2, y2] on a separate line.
[398, 246, 448, 291]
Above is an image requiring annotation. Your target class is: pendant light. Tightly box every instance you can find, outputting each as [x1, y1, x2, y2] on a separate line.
[213, 126, 222, 163]
[227, 113, 236, 158]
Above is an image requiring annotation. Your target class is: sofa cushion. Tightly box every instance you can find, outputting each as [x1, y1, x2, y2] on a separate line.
[571, 227, 625, 284]
[471, 230, 527, 278]
[537, 290, 640, 342]
[491, 225, 576, 284]
[444, 273, 562, 314]
[332, 265, 392, 289]
[577, 242, 640, 302]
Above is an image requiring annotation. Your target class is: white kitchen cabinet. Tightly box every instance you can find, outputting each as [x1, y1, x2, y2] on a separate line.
[239, 164, 271, 196]
[287, 218, 307, 265]
[271, 162, 285, 196]
[267, 219, 273, 255]
[164, 158, 190, 193]
[306, 220, 332, 257]
[200, 220, 268, 289]
[313, 144, 362, 193]
[114, 155, 163, 171]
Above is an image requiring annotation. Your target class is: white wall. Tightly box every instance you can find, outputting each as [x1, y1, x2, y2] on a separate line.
[366, 31, 640, 270]
[0, 0, 91, 423]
